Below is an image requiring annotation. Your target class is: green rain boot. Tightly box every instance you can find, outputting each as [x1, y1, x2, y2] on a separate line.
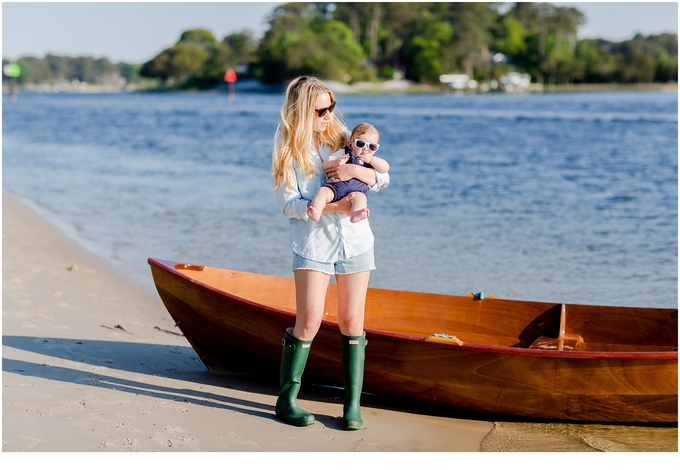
[341, 333, 367, 431]
[275, 328, 315, 426]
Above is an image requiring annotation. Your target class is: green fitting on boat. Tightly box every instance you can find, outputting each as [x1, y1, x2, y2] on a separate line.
[433, 333, 457, 339]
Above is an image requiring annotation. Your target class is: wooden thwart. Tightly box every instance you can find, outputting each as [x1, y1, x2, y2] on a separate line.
[529, 304, 584, 351]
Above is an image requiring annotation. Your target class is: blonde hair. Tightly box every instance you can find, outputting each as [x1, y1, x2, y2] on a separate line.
[272, 76, 349, 189]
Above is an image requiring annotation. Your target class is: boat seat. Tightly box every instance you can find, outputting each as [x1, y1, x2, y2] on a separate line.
[528, 303, 585, 351]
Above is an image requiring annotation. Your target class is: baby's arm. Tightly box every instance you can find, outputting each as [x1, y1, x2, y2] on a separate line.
[323, 149, 350, 170]
[361, 154, 390, 173]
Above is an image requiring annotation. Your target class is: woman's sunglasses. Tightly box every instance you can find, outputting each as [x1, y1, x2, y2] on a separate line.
[353, 139, 380, 152]
[315, 101, 336, 117]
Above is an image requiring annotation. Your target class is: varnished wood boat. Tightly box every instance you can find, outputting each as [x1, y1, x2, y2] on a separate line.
[148, 258, 678, 423]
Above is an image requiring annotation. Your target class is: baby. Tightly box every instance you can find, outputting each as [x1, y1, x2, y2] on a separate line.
[307, 122, 389, 223]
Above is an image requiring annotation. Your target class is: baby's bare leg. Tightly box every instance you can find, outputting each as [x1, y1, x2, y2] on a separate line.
[307, 186, 335, 222]
[347, 192, 369, 223]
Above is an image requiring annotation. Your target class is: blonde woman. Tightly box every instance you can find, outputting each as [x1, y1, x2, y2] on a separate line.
[272, 76, 389, 430]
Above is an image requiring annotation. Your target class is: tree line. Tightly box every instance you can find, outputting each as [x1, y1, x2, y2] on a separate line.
[4, 2, 677, 88]
[2, 54, 140, 86]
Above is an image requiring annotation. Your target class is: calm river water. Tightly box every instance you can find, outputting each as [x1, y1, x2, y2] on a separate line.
[2, 89, 677, 451]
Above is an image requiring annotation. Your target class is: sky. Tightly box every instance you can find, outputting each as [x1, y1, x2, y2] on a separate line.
[1, 1, 678, 64]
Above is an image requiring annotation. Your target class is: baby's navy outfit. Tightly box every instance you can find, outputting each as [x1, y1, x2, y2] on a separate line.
[323, 146, 373, 203]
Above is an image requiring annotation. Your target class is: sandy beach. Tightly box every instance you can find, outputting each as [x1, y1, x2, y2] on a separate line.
[3, 193, 677, 460]
[2, 193, 497, 453]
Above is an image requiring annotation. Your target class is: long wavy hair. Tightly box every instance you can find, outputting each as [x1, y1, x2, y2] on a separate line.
[272, 76, 348, 190]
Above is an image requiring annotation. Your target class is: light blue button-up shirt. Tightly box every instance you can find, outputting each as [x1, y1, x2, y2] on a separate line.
[274, 144, 390, 263]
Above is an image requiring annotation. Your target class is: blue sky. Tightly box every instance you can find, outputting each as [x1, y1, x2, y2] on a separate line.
[554, 2, 678, 39]
[1, 1, 678, 63]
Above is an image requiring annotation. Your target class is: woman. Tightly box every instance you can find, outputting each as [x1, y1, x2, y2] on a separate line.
[272, 76, 389, 430]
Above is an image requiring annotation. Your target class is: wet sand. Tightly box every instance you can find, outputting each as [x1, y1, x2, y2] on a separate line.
[2, 193, 677, 459]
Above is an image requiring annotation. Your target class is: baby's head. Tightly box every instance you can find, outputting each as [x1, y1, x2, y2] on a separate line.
[349, 122, 380, 158]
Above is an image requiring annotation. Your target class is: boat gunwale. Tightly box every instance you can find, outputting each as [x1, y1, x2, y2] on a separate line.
[148, 258, 678, 361]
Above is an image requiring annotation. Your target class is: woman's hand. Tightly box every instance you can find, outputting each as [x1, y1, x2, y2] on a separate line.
[334, 161, 357, 181]
[327, 162, 378, 187]
[326, 160, 365, 182]
[324, 155, 346, 182]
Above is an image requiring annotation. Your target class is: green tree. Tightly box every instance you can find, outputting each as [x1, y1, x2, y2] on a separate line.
[140, 29, 217, 84]
[213, 30, 259, 79]
[405, 16, 453, 82]
[15, 56, 51, 84]
[177, 29, 218, 48]
[4, 2, 676, 89]
[69, 57, 118, 83]
[44, 54, 72, 81]
[588, 40, 623, 83]
[620, 51, 656, 83]
[256, 3, 371, 84]
[495, 14, 527, 57]
[572, 39, 599, 82]
[117, 62, 141, 82]
[255, 3, 310, 83]
[539, 6, 584, 83]
[622, 33, 678, 82]
[445, 2, 497, 79]
[655, 50, 677, 82]
[140, 42, 211, 83]
[496, 3, 584, 83]
[333, 2, 421, 78]
[311, 18, 374, 81]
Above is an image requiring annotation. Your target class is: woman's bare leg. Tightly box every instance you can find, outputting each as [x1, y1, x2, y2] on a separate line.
[293, 269, 331, 340]
[335, 270, 370, 335]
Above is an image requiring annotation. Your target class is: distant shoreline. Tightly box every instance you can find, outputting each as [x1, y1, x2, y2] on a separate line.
[3, 80, 677, 95]
[530, 82, 678, 93]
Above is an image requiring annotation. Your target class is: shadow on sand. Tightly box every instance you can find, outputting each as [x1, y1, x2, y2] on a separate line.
[2, 334, 510, 427]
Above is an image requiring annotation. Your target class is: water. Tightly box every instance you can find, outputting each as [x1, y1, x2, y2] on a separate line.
[2, 90, 678, 451]
[3, 90, 677, 309]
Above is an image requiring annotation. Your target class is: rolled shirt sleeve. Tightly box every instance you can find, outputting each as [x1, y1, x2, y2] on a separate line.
[370, 169, 390, 191]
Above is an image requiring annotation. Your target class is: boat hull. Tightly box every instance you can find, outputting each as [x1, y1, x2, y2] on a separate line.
[149, 258, 678, 423]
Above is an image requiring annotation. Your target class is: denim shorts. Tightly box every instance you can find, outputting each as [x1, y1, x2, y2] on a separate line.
[292, 247, 375, 275]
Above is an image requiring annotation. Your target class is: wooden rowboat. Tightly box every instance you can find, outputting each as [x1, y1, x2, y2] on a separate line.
[148, 258, 678, 423]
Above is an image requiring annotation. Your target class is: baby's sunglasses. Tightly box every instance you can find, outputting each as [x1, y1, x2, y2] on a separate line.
[352, 139, 380, 152]
[315, 101, 336, 117]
